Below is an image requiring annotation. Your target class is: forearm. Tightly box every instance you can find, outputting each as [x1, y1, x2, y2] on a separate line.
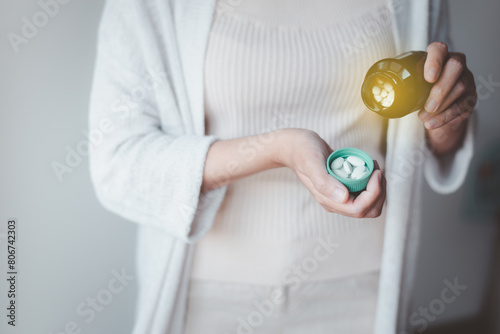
[201, 129, 287, 192]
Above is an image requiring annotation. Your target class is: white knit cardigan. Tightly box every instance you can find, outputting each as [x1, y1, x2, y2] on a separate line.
[89, 0, 475, 333]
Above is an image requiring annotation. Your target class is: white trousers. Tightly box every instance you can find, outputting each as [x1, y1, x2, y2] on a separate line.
[184, 270, 380, 334]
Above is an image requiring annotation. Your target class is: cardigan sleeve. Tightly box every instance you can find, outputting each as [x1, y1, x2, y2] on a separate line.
[88, 0, 225, 243]
[423, 0, 476, 194]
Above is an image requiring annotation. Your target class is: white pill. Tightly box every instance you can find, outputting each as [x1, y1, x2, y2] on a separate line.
[372, 86, 381, 95]
[384, 82, 393, 92]
[386, 91, 395, 106]
[381, 89, 388, 97]
[356, 170, 369, 180]
[374, 95, 382, 102]
[381, 98, 392, 107]
[343, 161, 353, 174]
[351, 166, 368, 179]
[333, 168, 349, 179]
[331, 157, 344, 170]
[360, 169, 370, 179]
[346, 156, 365, 167]
[388, 90, 395, 101]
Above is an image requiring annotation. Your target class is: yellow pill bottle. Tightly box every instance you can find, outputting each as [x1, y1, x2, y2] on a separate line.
[361, 51, 433, 118]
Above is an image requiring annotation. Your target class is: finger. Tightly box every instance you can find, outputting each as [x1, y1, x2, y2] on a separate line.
[424, 53, 466, 114]
[323, 140, 334, 156]
[351, 169, 383, 218]
[361, 159, 384, 216]
[419, 81, 463, 122]
[425, 42, 449, 83]
[418, 73, 467, 121]
[300, 173, 355, 212]
[365, 173, 386, 218]
[443, 101, 474, 131]
[419, 73, 472, 123]
[417, 108, 429, 122]
[437, 70, 475, 114]
[348, 169, 383, 218]
[339, 161, 383, 217]
[422, 95, 475, 130]
[302, 162, 349, 204]
[361, 165, 386, 218]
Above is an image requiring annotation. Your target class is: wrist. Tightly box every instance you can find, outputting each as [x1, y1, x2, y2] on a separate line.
[270, 128, 298, 168]
[426, 119, 467, 156]
[270, 128, 288, 168]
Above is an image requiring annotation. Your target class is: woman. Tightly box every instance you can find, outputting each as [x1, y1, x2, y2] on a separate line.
[89, 0, 476, 333]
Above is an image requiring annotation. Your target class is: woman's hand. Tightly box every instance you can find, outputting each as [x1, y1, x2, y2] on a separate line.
[202, 128, 386, 218]
[418, 42, 477, 156]
[277, 129, 386, 218]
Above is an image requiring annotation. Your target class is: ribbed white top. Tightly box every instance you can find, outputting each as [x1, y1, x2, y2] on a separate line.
[191, 0, 396, 285]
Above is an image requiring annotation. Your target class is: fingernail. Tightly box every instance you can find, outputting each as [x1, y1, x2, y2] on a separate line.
[332, 188, 347, 203]
[427, 68, 437, 82]
[425, 118, 438, 129]
[425, 98, 438, 113]
[418, 110, 428, 120]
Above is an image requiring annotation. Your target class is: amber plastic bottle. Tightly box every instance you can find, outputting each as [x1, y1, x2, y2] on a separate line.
[361, 51, 433, 118]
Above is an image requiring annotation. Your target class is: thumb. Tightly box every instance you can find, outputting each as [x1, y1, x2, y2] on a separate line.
[310, 167, 349, 204]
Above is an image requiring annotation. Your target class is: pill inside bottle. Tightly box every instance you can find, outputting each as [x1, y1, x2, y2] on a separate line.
[372, 79, 395, 108]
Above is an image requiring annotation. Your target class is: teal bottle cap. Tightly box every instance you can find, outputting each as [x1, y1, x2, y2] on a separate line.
[326, 148, 375, 193]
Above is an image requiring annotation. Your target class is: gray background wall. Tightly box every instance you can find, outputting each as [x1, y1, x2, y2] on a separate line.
[0, 1, 498, 333]
[412, 1, 500, 333]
